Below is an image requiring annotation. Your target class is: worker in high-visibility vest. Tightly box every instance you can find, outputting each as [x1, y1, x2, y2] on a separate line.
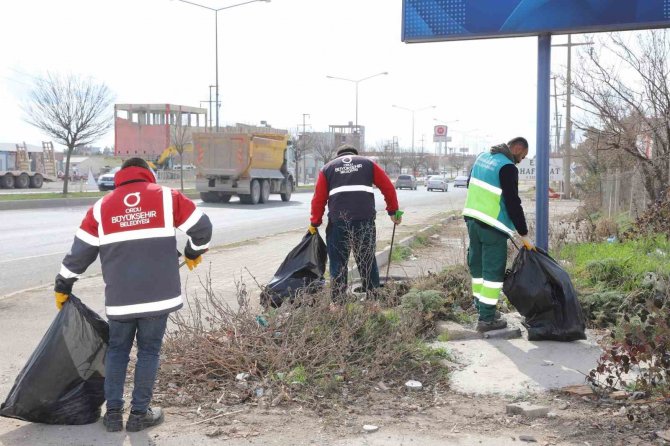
[462, 137, 535, 332]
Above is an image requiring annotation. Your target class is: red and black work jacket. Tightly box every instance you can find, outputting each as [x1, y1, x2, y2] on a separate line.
[310, 154, 399, 225]
[55, 167, 212, 320]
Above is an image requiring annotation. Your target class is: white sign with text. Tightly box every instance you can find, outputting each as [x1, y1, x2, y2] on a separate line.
[517, 158, 565, 182]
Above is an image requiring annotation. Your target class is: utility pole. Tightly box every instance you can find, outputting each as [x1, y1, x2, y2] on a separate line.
[552, 35, 592, 198]
[301, 113, 310, 185]
[550, 76, 565, 153]
[208, 85, 215, 130]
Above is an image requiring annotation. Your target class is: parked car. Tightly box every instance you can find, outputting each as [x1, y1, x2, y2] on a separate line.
[98, 166, 121, 191]
[454, 175, 469, 188]
[426, 175, 448, 192]
[395, 174, 417, 190]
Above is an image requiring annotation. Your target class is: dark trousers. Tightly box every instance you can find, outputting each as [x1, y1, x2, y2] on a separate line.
[326, 218, 379, 301]
[105, 314, 168, 413]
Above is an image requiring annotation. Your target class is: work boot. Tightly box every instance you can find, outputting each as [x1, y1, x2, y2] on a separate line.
[476, 318, 508, 333]
[126, 407, 164, 432]
[102, 408, 123, 432]
[474, 299, 501, 320]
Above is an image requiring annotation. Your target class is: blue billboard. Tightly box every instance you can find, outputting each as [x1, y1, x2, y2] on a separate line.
[402, 0, 670, 42]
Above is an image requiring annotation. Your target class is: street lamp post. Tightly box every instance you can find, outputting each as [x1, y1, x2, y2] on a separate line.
[175, 0, 270, 131]
[326, 72, 388, 131]
[392, 105, 436, 151]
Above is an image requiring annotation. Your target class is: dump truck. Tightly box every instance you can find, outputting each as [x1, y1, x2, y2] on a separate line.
[0, 142, 57, 189]
[194, 128, 296, 204]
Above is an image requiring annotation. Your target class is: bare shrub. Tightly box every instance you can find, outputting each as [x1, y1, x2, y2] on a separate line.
[595, 218, 619, 239]
[158, 276, 448, 409]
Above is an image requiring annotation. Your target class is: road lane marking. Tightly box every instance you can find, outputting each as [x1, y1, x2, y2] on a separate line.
[0, 252, 66, 264]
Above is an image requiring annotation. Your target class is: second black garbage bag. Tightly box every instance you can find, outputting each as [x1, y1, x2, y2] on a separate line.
[503, 248, 587, 342]
[0, 295, 109, 425]
[261, 231, 327, 308]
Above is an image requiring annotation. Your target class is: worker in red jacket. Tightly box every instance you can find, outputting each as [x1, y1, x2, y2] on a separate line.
[54, 158, 212, 433]
[309, 145, 401, 301]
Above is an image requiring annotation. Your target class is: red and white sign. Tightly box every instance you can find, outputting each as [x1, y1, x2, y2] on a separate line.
[433, 125, 448, 142]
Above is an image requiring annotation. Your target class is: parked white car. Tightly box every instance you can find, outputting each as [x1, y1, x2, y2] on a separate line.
[453, 175, 469, 188]
[426, 175, 448, 192]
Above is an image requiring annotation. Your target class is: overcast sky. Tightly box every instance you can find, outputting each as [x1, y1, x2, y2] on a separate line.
[0, 0, 587, 156]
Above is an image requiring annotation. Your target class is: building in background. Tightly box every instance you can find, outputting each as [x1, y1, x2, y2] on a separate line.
[114, 104, 207, 166]
[329, 122, 364, 150]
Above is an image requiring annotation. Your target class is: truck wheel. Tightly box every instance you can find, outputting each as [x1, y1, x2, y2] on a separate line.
[259, 180, 270, 203]
[1, 173, 15, 189]
[29, 174, 43, 188]
[200, 191, 219, 203]
[280, 178, 292, 202]
[218, 193, 232, 203]
[15, 173, 30, 189]
[241, 179, 261, 204]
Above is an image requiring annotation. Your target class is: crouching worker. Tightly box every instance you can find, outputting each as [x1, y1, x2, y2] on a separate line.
[462, 137, 535, 332]
[53, 158, 212, 432]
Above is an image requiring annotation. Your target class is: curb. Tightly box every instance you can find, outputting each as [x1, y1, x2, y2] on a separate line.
[0, 189, 314, 211]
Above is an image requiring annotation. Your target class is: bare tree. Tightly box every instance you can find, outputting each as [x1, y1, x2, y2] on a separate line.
[290, 131, 309, 186]
[375, 139, 398, 173]
[312, 133, 337, 167]
[571, 30, 670, 201]
[171, 112, 191, 192]
[23, 73, 113, 194]
[405, 147, 428, 176]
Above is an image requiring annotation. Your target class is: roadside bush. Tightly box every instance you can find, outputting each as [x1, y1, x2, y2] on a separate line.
[401, 290, 447, 315]
[588, 297, 670, 398]
[579, 290, 628, 327]
[624, 187, 670, 239]
[583, 258, 632, 289]
[157, 279, 448, 409]
[595, 218, 619, 239]
[408, 265, 473, 313]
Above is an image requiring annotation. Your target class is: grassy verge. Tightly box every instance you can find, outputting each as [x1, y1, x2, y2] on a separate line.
[0, 191, 107, 201]
[559, 235, 670, 292]
[0, 188, 198, 201]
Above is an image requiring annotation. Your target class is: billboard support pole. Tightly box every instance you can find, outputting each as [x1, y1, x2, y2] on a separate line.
[536, 34, 551, 251]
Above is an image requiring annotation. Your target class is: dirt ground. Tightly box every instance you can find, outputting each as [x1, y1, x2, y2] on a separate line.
[2, 198, 668, 445]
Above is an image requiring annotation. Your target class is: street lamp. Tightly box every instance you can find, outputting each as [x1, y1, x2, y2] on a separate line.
[326, 71, 388, 131]
[392, 105, 436, 151]
[175, 0, 271, 131]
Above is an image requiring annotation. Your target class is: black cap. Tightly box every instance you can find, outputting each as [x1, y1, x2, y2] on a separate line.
[336, 144, 358, 156]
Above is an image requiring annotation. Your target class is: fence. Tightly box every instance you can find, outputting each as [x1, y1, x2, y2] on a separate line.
[597, 168, 648, 219]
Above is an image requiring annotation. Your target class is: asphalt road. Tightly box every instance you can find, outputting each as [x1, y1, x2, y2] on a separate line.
[0, 187, 467, 296]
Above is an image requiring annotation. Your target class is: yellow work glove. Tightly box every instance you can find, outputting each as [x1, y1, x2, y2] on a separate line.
[185, 256, 202, 271]
[519, 235, 536, 251]
[308, 225, 317, 235]
[55, 292, 69, 310]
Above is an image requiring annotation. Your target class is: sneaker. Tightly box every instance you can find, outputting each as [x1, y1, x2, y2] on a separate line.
[476, 318, 508, 333]
[126, 407, 164, 432]
[102, 409, 123, 432]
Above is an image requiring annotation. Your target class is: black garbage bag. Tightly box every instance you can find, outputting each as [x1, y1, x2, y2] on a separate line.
[0, 295, 109, 425]
[503, 248, 586, 342]
[261, 232, 327, 308]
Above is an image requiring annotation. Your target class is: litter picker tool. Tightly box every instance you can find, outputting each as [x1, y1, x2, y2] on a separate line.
[385, 210, 404, 282]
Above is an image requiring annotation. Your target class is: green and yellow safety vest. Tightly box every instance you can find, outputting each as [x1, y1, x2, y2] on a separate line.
[462, 152, 516, 236]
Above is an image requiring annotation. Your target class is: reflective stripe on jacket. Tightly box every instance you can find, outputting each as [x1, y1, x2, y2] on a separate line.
[462, 153, 516, 236]
[56, 166, 213, 320]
